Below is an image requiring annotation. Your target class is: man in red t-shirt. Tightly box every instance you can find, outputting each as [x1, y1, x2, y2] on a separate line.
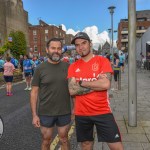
[68, 32, 123, 150]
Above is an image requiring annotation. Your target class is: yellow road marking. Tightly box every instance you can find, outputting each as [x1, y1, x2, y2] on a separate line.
[50, 121, 75, 150]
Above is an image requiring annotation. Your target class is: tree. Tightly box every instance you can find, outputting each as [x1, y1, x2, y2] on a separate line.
[2, 31, 27, 58]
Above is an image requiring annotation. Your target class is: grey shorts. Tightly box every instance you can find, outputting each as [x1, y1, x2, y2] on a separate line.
[39, 114, 71, 128]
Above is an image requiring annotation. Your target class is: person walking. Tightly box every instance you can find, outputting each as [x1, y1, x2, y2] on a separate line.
[23, 55, 34, 90]
[67, 32, 124, 150]
[32, 56, 41, 75]
[119, 53, 125, 73]
[3, 57, 15, 96]
[0, 56, 5, 73]
[112, 53, 120, 91]
[30, 38, 71, 150]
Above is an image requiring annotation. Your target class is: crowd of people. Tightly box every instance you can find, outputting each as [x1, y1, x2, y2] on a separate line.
[0, 54, 43, 95]
[0, 32, 126, 150]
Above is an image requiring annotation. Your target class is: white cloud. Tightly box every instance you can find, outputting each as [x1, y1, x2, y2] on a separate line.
[61, 24, 117, 50]
[61, 24, 67, 31]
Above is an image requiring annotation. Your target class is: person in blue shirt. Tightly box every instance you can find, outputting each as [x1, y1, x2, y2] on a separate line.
[119, 53, 125, 73]
[0, 56, 5, 72]
[10, 57, 18, 69]
[32, 56, 41, 75]
[23, 55, 34, 90]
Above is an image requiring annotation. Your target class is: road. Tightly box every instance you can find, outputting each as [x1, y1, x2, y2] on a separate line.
[0, 82, 78, 150]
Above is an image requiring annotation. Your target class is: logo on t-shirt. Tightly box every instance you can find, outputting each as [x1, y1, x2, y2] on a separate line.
[92, 62, 99, 72]
[75, 68, 80, 72]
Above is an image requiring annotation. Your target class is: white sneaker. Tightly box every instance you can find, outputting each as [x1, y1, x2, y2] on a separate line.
[111, 88, 115, 91]
[28, 87, 32, 90]
[24, 87, 29, 90]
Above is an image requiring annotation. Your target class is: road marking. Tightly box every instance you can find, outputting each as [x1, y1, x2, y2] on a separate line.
[50, 121, 75, 150]
[0, 80, 25, 89]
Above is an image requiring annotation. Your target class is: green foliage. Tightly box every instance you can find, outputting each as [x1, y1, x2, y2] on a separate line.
[3, 31, 27, 59]
[0, 47, 6, 55]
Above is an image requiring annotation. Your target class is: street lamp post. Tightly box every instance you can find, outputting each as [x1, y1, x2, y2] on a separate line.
[128, 0, 137, 127]
[108, 6, 116, 63]
[108, 28, 111, 54]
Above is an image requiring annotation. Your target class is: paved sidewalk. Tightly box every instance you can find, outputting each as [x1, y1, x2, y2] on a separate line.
[93, 68, 150, 150]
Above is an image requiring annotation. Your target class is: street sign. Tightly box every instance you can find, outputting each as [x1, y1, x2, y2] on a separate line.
[0, 116, 4, 139]
[8, 37, 12, 42]
[62, 45, 75, 53]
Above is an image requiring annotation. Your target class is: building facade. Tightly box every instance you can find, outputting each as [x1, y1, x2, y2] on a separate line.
[0, 0, 29, 47]
[117, 10, 150, 52]
[136, 27, 150, 61]
[102, 41, 111, 55]
[29, 20, 74, 56]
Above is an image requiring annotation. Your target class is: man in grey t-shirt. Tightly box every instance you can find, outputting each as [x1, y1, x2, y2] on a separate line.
[30, 38, 71, 150]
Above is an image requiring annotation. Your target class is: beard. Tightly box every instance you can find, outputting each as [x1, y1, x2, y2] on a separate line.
[47, 52, 62, 62]
[80, 49, 91, 57]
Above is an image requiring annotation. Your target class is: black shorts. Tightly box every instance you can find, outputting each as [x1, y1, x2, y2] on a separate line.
[119, 63, 124, 67]
[4, 76, 13, 82]
[75, 113, 122, 143]
[24, 72, 32, 77]
[39, 114, 71, 128]
[114, 70, 119, 81]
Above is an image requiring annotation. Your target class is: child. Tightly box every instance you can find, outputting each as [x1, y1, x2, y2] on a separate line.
[3, 57, 15, 96]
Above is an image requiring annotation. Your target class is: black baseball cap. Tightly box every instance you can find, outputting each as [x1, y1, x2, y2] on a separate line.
[71, 32, 91, 44]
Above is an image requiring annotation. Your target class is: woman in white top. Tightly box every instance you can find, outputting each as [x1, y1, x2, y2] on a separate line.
[3, 57, 15, 96]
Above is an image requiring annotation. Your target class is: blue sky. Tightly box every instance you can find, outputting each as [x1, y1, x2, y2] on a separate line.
[22, 0, 150, 49]
[22, 0, 150, 32]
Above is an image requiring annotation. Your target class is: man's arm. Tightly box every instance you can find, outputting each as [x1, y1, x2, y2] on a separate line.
[30, 86, 40, 128]
[68, 77, 92, 96]
[81, 72, 112, 91]
[68, 73, 112, 96]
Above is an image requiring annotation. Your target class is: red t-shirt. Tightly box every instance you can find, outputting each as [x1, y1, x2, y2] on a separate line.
[68, 55, 113, 116]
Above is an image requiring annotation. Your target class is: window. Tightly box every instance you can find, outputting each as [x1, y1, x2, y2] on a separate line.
[56, 31, 58, 34]
[45, 29, 48, 34]
[34, 45, 38, 52]
[33, 30, 37, 35]
[45, 36, 48, 42]
[122, 27, 128, 31]
[122, 35, 128, 39]
[33, 37, 37, 43]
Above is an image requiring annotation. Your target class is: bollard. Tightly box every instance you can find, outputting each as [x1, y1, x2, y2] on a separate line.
[118, 68, 121, 90]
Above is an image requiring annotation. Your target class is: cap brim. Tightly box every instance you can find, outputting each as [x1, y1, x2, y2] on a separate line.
[71, 37, 90, 45]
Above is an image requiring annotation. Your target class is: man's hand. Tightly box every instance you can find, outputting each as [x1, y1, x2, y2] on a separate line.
[68, 77, 92, 96]
[32, 115, 40, 128]
[98, 73, 107, 79]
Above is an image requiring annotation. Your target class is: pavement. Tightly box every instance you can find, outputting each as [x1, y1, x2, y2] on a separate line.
[92, 67, 150, 150]
[0, 67, 150, 150]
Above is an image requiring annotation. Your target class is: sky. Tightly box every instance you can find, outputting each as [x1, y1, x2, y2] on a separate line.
[22, 0, 150, 50]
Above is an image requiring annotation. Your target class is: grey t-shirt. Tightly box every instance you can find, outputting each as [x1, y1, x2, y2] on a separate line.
[32, 61, 71, 116]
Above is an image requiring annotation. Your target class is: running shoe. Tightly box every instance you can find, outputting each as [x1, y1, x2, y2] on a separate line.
[28, 87, 32, 90]
[24, 87, 29, 90]
[9, 93, 13, 96]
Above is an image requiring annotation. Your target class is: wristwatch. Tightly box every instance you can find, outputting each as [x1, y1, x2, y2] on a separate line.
[79, 80, 83, 87]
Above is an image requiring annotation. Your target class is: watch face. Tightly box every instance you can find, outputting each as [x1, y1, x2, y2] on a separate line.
[0, 116, 4, 139]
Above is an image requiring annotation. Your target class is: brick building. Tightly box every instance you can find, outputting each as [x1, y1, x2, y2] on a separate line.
[0, 0, 29, 47]
[29, 20, 74, 56]
[117, 10, 150, 52]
